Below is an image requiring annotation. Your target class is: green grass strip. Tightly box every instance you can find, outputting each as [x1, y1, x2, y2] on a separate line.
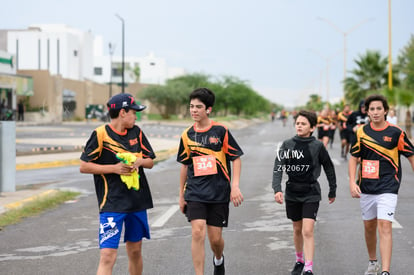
[0, 190, 80, 229]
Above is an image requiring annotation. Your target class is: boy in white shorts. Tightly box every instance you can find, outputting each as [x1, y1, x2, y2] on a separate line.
[360, 193, 398, 222]
[348, 94, 414, 275]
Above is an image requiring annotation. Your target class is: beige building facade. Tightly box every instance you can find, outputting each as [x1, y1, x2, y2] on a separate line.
[18, 70, 149, 123]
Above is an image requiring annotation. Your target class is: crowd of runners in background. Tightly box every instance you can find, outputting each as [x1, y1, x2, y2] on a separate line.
[271, 102, 410, 160]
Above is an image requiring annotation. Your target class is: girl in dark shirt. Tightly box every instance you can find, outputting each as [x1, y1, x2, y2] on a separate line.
[272, 110, 336, 275]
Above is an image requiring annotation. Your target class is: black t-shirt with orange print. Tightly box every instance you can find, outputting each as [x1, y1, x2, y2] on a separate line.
[177, 121, 243, 203]
[350, 122, 414, 194]
[81, 124, 155, 213]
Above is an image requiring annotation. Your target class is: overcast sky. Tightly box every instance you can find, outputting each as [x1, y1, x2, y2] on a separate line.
[2, 0, 413, 107]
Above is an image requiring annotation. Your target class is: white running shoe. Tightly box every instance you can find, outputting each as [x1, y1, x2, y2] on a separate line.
[364, 260, 380, 275]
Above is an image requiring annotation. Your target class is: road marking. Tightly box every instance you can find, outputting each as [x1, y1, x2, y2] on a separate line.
[392, 218, 403, 229]
[331, 158, 341, 166]
[151, 205, 180, 228]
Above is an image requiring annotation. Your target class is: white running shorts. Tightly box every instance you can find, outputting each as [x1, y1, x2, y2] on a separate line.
[360, 193, 398, 222]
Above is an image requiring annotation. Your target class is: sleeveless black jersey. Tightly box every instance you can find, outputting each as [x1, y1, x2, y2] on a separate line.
[80, 124, 155, 212]
[350, 122, 414, 194]
[177, 121, 243, 203]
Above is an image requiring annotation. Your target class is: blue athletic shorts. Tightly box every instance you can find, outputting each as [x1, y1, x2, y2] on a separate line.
[99, 211, 150, 249]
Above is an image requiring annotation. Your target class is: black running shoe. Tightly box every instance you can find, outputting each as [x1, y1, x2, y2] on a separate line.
[213, 255, 225, 275]
[381, 272, 390, 275]
[303, 271, 314, 275]
[291, 262, 304, 275]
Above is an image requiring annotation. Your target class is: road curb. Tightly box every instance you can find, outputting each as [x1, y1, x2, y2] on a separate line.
[16, 147, 178, 171]
[3, 190, 58, 211]
[16, 159, 81, 171]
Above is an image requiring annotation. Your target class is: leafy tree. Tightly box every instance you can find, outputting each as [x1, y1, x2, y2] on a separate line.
[344, 50, 388, 108]
[230, 84, 254, 116]
[141, 82, 190, 119]
[133, 65, 140, 82]
[396, 35, 414, 137]
[207, 82, 228, 115]
[396, 88, 414, 138]
[398, 35, 414, 90]
[141, 73, 275, 118]
[381, 87, 398, 107]
[305, 94, 324, 111]
[216, 76, 246, 116]
[168, 73, 211, 90]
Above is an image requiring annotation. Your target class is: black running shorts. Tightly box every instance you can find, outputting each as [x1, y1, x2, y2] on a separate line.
[285, 200, 320, 221]
[340, 129, 351, 142]
[185, 201, 229, 227]
[317, 128, 329, 139]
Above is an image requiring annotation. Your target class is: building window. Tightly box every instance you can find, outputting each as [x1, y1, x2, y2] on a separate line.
[94, 67, 103, 75]
[74, 50, 78, 57]
[112, 68, 122, 77]
[150, 62, 156, 66]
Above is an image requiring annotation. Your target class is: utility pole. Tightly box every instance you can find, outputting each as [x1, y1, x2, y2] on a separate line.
[115, 14, 125, 93]
[317, 17, 373, 99]
[108, 42, 115, 98]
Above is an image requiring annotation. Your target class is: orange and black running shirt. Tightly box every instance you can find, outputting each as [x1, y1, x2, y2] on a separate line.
[338, 111, 352, 130]
[350, 122, 414, 194]
[80, 124, 155, 213]
[177, 121, 243, 203]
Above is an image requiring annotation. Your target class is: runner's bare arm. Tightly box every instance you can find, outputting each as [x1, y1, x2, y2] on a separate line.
[179, 164, 188, 213]
[79, 160, 132, 175]
[132, 158, 154, 170]
[408, 155, 414, 171]
[230, 157, 243, 207]
[348, 156, 361, 198]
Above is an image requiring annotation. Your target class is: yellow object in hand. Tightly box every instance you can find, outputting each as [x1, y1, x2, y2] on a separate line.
[116, 152, 140, 190]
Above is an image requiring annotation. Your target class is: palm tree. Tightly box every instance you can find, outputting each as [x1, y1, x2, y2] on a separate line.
[305, 94, 324, 111]
[397, 89, 413, 138]
[397, 35, 414, 138]
[133, 65, 140, 82]
[344, 50, 388, 108]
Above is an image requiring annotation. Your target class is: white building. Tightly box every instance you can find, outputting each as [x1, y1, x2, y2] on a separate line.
[1, 24, 185, 86]
[5, 24, 94, 81]
[92, 35, 185, 85]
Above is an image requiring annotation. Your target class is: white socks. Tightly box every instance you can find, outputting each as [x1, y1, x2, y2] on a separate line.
[214, 256, 223, 266]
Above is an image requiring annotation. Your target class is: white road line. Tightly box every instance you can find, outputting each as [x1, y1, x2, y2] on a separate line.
[392, 218, 403, 229]
[331, 158, 341, 166]
[151, 205, 180, 228]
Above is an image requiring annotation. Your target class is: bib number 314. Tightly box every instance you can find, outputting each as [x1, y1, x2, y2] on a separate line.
[193, 155, 218, 177]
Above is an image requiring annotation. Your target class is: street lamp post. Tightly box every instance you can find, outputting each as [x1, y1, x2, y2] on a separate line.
[317, 17, 373, 98]
[310, 49, 342, 104]
[108, 42, 115, 98]
[115, 14, 125, 93]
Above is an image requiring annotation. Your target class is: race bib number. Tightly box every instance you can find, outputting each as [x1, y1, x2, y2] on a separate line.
[361, 160, 379, 179]
[193, 155, 218, 177]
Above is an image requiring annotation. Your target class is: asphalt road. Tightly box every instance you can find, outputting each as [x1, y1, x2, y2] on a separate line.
[2, 119, 414, 274]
